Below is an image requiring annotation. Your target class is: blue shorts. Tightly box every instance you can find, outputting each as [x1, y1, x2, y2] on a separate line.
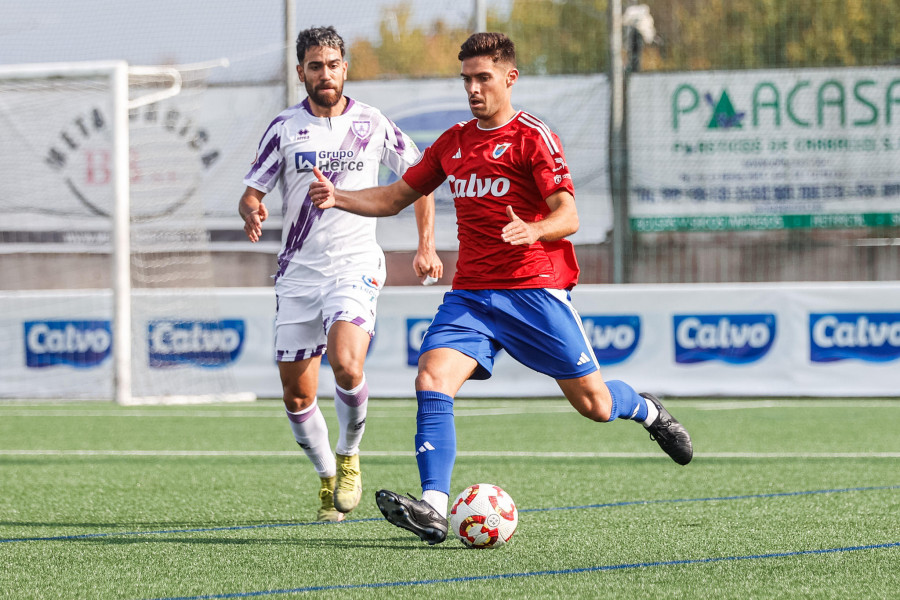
[418, 288, 600, 380]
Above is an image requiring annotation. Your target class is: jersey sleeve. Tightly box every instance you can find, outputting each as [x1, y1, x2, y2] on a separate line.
[243, 115, 287, 193]
[528, 127, 574, 200]
[401, 127, 455, 196]
[379, 115, 421, 177]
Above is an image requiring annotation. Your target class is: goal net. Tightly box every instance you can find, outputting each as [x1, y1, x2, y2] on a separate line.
[0, 60, 254, 404]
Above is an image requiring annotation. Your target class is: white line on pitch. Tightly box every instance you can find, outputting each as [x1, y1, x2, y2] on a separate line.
[1, 449, 898, 458]
[0, 406, 574, 418]
[0, 410, 285, 418]
[687, 400, 900, 410]
[1, 401, 898, 419]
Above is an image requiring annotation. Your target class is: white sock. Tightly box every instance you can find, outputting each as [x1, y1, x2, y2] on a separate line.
[422, 490, 449, 517]
[334, 374, 368, 456]
[285, 399, 335, 478]
[641, 398, 660, 427]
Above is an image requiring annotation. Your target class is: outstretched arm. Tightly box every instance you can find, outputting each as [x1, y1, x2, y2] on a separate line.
[500, 190, 579, 246]
[238, 186, 269, 243]
[309, 166, 422, 217]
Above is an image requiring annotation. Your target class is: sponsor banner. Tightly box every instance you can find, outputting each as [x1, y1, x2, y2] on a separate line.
[0, 291, 115, 397]
[629, 67, 900, 231]
[406, 318, 433, 367]
[809, 312, 900, 363]
[673, 313, 776, 365]
[632, 212, 900, 233]
[2, 283, 899, 399]
[147, 320, 245, 368]
[24, 320, 113, 369]
[581, 315, 641, 365]
[1, 76, 609, 255]
[0, 85, 281, 254]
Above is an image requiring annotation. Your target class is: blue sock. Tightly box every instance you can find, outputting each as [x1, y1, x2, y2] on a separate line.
[606, 380, 648, 422]
[415, 391, 456, 495]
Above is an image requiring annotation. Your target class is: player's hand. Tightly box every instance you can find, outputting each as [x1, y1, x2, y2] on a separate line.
[243, 203, 268, 243]
[501, 206, 539, 246]
[413, 249, 444, 285]
[309, 166, 336, 209]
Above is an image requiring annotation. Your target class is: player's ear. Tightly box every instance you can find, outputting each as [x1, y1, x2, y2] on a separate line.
[506, 68, 519, 87]
[296, 64, 305, 83]
[341, 60, 348, 81]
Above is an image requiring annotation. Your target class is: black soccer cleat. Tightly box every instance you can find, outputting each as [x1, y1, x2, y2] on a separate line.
[375, 489, 448, 545]
[640, 392, 693, 465]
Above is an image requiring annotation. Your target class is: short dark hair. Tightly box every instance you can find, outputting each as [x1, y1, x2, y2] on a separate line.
[457, 32, 516, 66]
[296, 26, 345, 64]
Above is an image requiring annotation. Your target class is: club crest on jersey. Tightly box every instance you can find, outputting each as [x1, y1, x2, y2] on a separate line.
[352, 121, 372, 139]
[492, 143, 511, 159]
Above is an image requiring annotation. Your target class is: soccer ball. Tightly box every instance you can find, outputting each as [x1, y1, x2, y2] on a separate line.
[449, 483, 518, 549]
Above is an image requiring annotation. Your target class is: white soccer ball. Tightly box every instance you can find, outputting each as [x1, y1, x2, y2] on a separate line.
[449, 483, 518, 549]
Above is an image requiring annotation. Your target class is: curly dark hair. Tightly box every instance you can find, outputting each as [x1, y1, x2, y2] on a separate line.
[457, 32, 516, 66]
[296, 26, 345, 64]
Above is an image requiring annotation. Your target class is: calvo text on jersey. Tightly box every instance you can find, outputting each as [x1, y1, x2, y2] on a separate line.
[447, 174, 511, 199]
[295, 150, 365, 173]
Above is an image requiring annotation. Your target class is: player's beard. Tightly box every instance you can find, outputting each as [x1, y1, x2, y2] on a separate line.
[306, 80, 344, 109]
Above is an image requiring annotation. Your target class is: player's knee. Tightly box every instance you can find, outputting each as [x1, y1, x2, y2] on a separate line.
[415, 369, 441, 392]
[330, 360, 364, 390]
[281, 384, 316, 413]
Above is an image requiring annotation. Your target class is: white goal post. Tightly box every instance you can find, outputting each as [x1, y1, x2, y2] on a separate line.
[0, 60, 253, 405]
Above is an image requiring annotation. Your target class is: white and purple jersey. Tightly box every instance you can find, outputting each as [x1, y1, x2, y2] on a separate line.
[244, 97, 421, 295]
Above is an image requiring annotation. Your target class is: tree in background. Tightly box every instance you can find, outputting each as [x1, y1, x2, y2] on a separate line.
[504, 0, 608, 75]
[348, 4, 470, 79]
[650, 0, 900, 70]
[347, 0, 900, 80]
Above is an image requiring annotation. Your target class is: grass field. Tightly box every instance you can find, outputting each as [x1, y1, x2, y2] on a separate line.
[1, 397, 898, 599]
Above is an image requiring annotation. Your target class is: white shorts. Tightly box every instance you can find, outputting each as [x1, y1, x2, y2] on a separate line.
[274, 273, 383, 362]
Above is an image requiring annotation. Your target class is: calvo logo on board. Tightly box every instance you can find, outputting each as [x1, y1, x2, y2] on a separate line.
[674, 313, 776, 365]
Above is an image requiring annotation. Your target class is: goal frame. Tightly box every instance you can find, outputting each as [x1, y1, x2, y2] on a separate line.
[0, 61, 194, 404]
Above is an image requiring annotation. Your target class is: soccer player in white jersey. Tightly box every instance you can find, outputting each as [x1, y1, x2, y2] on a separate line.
[310, 32, 692, 544]
[238, 26, 442, 522]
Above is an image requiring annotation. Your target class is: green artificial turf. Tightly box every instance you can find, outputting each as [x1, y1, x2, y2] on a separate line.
[1, 398, 898, 599]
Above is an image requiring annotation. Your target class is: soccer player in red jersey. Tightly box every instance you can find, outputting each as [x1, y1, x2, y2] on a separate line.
[309, 32, 692, 544]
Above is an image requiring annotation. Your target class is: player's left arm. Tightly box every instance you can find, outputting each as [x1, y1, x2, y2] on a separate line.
[376, 117, 443, 281]
[501, 190, 579, 246]
[412, 194, 444, 283]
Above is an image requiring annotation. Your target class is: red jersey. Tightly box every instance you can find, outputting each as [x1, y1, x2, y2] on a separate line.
[403, 111, 580, 290]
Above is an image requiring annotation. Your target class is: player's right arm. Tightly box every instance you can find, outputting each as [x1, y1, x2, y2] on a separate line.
[309, 166, 421, 217]
[238, 186, 269, 243]
[241, 114, 285, 243]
